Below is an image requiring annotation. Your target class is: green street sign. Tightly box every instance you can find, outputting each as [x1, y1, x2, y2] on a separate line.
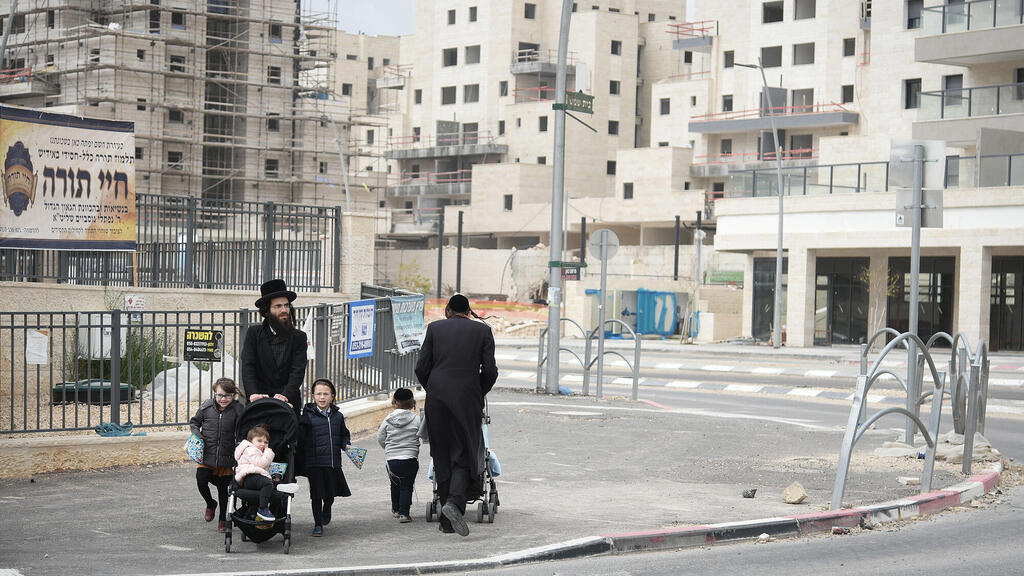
[553, 90, 594, 115]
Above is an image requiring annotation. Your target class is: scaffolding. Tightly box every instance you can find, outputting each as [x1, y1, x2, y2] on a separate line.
[0, 0, 388, 209]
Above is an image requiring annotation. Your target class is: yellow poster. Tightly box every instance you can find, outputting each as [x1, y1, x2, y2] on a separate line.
[0, 105, 136, 250]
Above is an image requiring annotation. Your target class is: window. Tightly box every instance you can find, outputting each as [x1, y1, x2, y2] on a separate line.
[366, 130, 375, 145]
[346, 54, 357, 60]
[342, 83, 353, 96]
[414, 89, 422, 104]
[761, 45, 782, 68]
[169, 55, 186, 72]
[9, 13, 25, 34]
[537, 156, 546, 164]
[265, 159, 279, 178]
[319, 161, 328, 174]
[137, 98, 147, 111]
[412, 127, 421, 142]
[722, 94, 733, 112]
[463, 84, 480, 103]
[516, 118, 521, 128]
[623, 182, 634, 199]
[712, 182, 725, 193]
[944, 74, 963, 107]
[659, 98, 670, 115]
[841, 84, 854, 104]
[135, 147, 144, 160]
[724, 50, 734, 68]
[465, 45, 481, 64]
[792, 88, 814, 112]
[790, 134, 812, 157]
[720, 139, 732, 155]
[46, 54, 54, 66]
[609, 80, 620, 95]
[539, 116, 548, 132]
[793, 42, 815, 65]
[498, 120, 505, 135]
[499, 80, 508, 96]
[368, 57, 374, 70]
[267, 66, 281, 85]
[611, 40, 622, 55]
[648, 13, 656, 21]
[269, 24, 282, 43]
[383, 58, 390, 66]
[89, 48, 100, 65]
[524, 3, 536, 18]
[442, 86, 457, 105]
[137, 49, 145, 60]
[659, 142, 669, 147]
[684, 181, 691, 189]
[149, 8, 160, 33]
[906, 0, 922, 29]
[606, 160, 616, 175]
[691, 95, 697, 106]
[47, 10, 55, 29]
[267, 115, 280, 131]
[504, 194, 513, 211]
[795, 0, 815, 19]
[608, 120, 619, 135]
[843, 37, 855, 57]
[167, 151, 183, 168]
[683, 50, 693, 64]
[171, 10, 185, 29]
[448, 9, 456, 24]
[762, 1, 784, 23]
[168, 109, 184, 123]
[443, 48, 458, 66]
[470, 6, 478, 21]
[1015, 68, 1024, 100]
[904, 78, 922, 109]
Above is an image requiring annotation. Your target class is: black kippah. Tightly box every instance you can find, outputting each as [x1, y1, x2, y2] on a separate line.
[393, 387, 413, 402]
[447, 293, 470, 313]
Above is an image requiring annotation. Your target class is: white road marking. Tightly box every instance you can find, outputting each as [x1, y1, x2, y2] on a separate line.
[655, 362, 683, 370]
[703, 364, 734, 372]
[494, 353, 519, 361]
[787, 388, 821, 397]
[502, 371, 533, 380]
[805, 369, 837, 378]
[562, 374, 584, 383]
[752, 367, 784, 375]
[608, 359, 630, 368]
[866, 394, 887, 403]
[612, 377, 642, 385]
[988, 378, 1024, 388]
[725, 384, 763, 393]
[158, 545, 192, 552]
[666, 380, 702, 388]
[549, 411, 603, 417]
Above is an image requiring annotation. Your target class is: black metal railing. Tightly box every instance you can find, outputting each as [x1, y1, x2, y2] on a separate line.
[922, 0, 1024, 34]
[919, 82, 1024, 121]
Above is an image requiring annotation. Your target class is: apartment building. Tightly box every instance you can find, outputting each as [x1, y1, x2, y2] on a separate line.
[686, 0, 1024, 350]
[0, 0, 377, 207]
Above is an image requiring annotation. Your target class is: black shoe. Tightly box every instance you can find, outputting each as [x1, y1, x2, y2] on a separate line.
[312, 525, 323, 537]
[322, 508, 332, 526]
[441, 502, 469, 537]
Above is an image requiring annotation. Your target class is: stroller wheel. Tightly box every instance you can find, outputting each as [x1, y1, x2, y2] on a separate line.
[283, 537, 290, 555]
[425, 502, 433, 522]
[488, 500, 496, 523]
[476, 501, 486, 523]
[241, 532, 248, 542]
[224, 535, 231, 553]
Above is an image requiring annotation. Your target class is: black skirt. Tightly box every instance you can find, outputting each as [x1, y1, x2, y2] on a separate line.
[306, 466, 351, 500]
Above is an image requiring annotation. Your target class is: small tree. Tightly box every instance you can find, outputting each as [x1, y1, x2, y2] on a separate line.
[857, 263, 902, 347]
[396, 262, 432, 295]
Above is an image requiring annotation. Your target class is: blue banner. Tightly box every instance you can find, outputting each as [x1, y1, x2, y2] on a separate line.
[390, 295, 425, 355]
[346, 299, 375, 359]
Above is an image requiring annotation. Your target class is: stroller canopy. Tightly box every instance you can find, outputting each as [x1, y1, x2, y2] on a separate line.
[235, 398, 298, 456]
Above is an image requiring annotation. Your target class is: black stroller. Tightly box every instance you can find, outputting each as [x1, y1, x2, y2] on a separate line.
[425, 401, 500, 524]
[225, 398, 298, 554]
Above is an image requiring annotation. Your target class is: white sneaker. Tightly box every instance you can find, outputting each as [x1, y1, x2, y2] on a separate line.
[275, 482, 299, 495]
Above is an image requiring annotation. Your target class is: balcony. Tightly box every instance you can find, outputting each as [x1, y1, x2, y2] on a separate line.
[386, 131, 508, 160]
[688, 103, 859, 134]
[914, 82, 1024, 143]
[387, 170, 472, 198]
[916, 0, 1024, 65]
[689, 149, 818, 178]
[668, 20, 717, 51]
[374, 65, 409, 90]
[0, 67, 60, 100]
[389, 207, 442, 236]
[510, 49, 576, 77]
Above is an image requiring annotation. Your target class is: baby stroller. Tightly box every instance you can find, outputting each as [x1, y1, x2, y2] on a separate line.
[224, 398, 297, 554]
[425, 400, 500, 524]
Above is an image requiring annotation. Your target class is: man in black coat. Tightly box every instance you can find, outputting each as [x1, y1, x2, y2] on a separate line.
[240, 279, 307, 415]
[415, 294, 498, 537]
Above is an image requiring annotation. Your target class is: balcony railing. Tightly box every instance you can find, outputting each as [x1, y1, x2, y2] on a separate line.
[394, 169, 472, 186]
[512, 86, 556, 103]
[693, 148, 818, 166]
[512, 48, 577, 66]
[918, 82, 1024, 120]
[388, 130, 497, 149]
[922, 0, 1024, 34]
[690, 102, 853, 122]
[724, 153, 1024, 197]
[667, 20, 717, 38]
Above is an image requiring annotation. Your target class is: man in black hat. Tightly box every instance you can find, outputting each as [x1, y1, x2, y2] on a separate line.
[415, 294, 498, 537]
[240, 279, 307, 414]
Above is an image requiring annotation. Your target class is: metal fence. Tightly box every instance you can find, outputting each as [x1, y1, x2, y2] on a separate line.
[0, 193, 343, 292]
[1, 298, 418, 434]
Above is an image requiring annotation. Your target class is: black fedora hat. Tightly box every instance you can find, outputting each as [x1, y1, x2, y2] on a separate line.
[256, 279, 297, 308]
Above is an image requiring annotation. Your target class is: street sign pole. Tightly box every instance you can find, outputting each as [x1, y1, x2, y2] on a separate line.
[596, 230, 609, 399]
[906, 144, 925, 444]
[545, 0, 573, 395]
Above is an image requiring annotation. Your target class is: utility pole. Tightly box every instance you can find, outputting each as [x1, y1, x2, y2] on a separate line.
[905, 144, 925, 444]
[544, 0, 573, 395]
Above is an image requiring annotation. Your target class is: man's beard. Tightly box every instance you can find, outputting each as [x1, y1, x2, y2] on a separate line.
[268, 311, 295, 335]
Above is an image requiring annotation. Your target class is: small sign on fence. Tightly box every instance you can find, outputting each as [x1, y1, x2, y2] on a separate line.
[125, 294, 146, 311]
[330, 311, 346, 346]
[183, 329, 223, 362]
[347, 300, 376, 359]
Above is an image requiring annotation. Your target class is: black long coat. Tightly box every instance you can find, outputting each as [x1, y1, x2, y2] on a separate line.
[240, 321, 307, 413]
[414, 315, 498, 484]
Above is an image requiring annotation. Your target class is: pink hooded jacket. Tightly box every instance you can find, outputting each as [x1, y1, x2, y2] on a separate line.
[234, 439, 276, 483]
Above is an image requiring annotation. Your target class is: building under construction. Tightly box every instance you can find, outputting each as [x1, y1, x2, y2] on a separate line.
[0, 0, 387, 207]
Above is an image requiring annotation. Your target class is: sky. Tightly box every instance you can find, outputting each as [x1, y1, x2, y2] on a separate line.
[332, 0, 416, 36]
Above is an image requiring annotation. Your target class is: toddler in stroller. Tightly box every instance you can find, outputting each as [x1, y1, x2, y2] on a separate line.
[224, 398, 299, 554]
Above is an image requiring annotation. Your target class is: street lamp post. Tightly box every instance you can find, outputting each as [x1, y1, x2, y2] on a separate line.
[736, 59, 785, 349]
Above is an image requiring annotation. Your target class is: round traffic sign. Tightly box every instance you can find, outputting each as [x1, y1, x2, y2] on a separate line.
[588, 228, 619, 260]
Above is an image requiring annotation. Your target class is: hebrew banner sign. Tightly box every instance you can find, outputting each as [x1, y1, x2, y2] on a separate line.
[0, 105, 136, 250]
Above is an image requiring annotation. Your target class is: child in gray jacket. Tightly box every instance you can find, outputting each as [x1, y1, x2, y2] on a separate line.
[376, 388, 421, 522]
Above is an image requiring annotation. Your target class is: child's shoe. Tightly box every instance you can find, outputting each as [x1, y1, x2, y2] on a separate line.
[204, 507, 215, 522]
[322, 508, 332, 525]
[392, 511, 400, 518]
[398, 514, 412, 523]
[217, 520, 226, 532]
[275, 482, 299, 494]
[312, 525, 324, 537]
[256, 507, 276, 522]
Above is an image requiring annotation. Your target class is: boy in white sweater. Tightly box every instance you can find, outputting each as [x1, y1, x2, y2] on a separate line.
[376, 388, 421, 522]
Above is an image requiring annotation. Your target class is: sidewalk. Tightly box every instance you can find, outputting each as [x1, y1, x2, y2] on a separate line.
[0, 388, 997, 576]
